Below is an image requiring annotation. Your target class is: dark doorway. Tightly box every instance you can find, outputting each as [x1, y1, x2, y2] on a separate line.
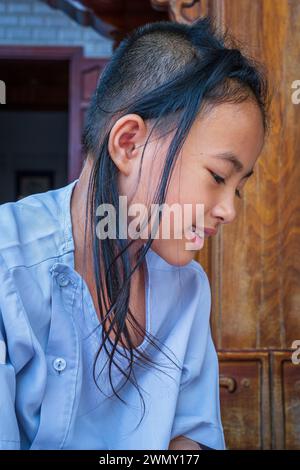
[0, 57, 69, 204]
[0, 46, 109, 202]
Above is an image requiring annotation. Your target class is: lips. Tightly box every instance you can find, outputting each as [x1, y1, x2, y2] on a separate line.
[187, 226, 204, 250]
[204, 227, 218, 237]
[191, 226, 218, 238]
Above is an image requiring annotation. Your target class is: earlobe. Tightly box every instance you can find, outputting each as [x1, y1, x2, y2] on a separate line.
[112, 149, 132, 177]
[109, 145, 139, 178]
[108, 135, 133, 176]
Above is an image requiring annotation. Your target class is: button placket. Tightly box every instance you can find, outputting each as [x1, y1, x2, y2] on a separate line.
[53, 272, 72, 378]
[31, 265, 80, 449]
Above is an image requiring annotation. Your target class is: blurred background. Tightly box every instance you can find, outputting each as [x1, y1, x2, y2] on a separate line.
[0, 0, 299, 450]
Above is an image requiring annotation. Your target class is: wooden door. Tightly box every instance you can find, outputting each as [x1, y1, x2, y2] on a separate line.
[151, 0, 300, 450]
[68, 53, 109, 182]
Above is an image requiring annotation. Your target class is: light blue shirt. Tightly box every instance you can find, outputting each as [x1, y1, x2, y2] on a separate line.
[0, 179, 226, 450]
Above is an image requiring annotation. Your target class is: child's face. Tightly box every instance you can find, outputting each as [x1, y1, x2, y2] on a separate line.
[156, 99, 265, 265]
[110, 99, 265, 266]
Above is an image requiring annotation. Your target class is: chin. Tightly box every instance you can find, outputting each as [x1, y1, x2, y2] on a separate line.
[150, 240, 197, 267]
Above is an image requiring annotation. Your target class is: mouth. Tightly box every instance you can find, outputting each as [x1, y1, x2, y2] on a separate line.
[191, 225, 218, 237]
[185, 225, 205, 250]
[191, 225, 204, 238]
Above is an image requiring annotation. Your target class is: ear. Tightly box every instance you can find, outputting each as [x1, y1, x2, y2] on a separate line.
[108, 114, 147, 176]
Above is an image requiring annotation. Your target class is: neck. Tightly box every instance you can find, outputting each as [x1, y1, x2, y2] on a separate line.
[70, 155, 145, 278]
[70, 157, 92, 272]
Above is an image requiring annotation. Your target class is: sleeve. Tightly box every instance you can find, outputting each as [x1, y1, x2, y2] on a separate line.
[0, 311, 20, 450]
[170, 269, 226, 450]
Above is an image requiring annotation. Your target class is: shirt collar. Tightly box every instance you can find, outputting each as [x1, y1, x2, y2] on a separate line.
[60, 178, 79, 255]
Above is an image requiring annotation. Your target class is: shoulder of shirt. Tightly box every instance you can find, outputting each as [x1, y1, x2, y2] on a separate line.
[0, 181, 76, 270]
[182, 258, 211, 302]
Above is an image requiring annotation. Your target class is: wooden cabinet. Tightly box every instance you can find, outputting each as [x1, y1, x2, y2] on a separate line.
[218, 351, 271, 449]
[218, 350, 299, 450]
[271, 351, 300, 450]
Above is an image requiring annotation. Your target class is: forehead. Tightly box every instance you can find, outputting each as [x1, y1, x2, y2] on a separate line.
[186, 100, 265, 169]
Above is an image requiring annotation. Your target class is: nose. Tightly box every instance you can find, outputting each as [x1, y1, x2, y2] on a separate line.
[211, 194, 237, 225]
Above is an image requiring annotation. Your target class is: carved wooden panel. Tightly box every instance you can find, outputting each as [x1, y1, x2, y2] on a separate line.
[151, 0, 211, 22]
[194, 0, 300, 356]
[271, 351, 300, 450]
[218, 351, 271, 449]
[195, 0, 300, 450]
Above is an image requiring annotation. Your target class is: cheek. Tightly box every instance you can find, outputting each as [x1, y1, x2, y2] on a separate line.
[166, 164, 214, 214]
[199, 178, 215, 204]
[164, 181, 211, 235]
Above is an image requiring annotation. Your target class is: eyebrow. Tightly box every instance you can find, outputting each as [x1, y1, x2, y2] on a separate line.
[212, 151, 254, 178]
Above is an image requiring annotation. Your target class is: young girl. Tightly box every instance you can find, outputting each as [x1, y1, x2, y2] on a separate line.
[0, 17, 269, 450]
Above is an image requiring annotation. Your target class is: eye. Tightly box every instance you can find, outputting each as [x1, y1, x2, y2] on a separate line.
[210, 171, 225, 185]
[209, 171, 243, 200]
[235, 188, 242, 199]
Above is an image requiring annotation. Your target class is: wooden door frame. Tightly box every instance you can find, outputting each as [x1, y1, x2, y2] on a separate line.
[0, 45, 83, 182]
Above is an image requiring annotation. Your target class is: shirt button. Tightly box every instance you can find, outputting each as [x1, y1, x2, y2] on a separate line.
[57, 274, 70, 287]
[53, 357, 67, 372]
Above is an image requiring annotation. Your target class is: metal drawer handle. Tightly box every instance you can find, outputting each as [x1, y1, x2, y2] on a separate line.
[220, 375, 237, 392]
